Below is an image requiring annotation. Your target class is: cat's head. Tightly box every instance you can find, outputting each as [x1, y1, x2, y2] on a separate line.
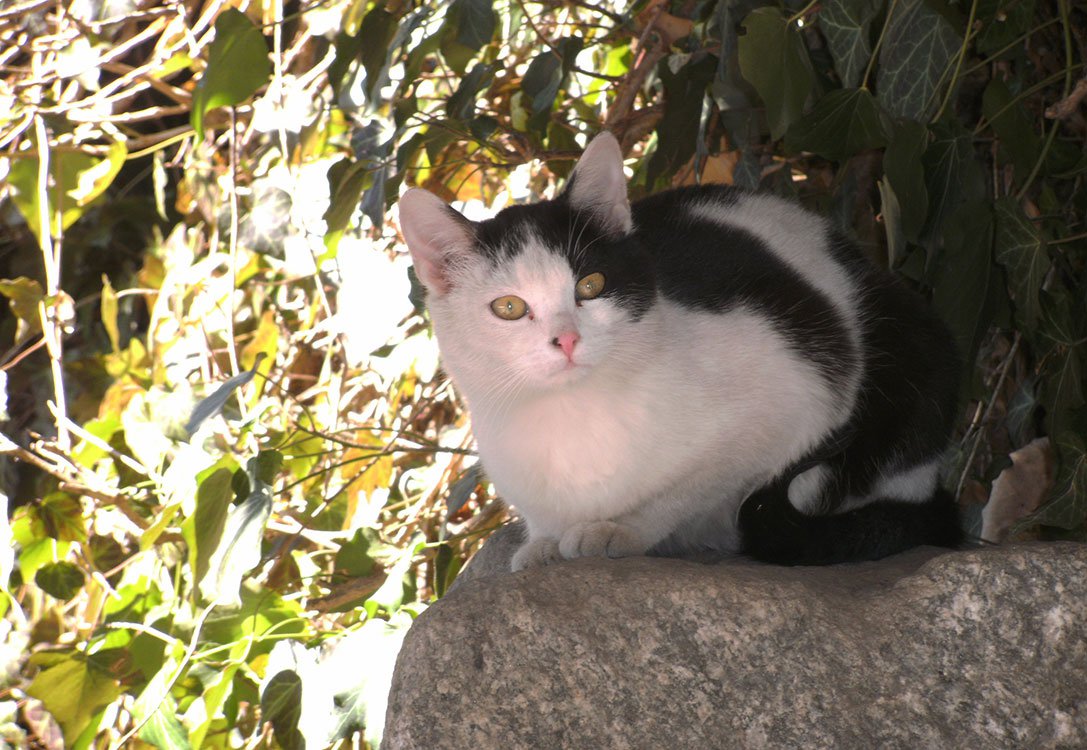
[398, 132, 655, 397]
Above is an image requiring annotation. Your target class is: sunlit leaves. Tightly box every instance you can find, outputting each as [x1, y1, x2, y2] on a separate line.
[738, 7, 816, 139]
[26, 654, 122, 743]
[6, 139, 126, 247]
[191, 8, 271, 140]
[0, 277, 44, 340]
[876, 0, 961, 121]
[34, 562, 84, 601]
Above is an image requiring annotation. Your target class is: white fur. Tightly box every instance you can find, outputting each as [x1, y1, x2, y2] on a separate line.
[839, 458, 942, 512]
[788, 464, 832, 515]
[689, 196, 865, 423]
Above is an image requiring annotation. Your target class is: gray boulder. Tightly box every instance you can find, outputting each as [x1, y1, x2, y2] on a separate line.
[386, 526, 1087, 749]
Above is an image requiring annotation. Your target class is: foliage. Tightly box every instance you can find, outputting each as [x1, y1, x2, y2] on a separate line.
[0, 0, 1084, 746]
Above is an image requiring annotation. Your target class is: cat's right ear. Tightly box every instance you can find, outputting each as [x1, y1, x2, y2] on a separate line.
[398, 188, 475, 295]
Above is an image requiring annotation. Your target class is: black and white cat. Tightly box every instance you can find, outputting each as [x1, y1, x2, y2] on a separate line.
[399, 132, 962, 571]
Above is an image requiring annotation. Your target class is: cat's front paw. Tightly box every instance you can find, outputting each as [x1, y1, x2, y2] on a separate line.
[559, 521, 646, 560]
[511, 537, 563, 571]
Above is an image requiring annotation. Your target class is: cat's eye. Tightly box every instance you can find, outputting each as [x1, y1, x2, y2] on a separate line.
[491, 295, 529, 320]
[575, 272, 606, 301]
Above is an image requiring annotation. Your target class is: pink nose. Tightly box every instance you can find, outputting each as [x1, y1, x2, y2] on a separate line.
[551, 331, 580, 361]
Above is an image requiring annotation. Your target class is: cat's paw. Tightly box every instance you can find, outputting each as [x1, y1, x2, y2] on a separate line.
[559, 521, 646, 560]
[511, 537, 563, 571]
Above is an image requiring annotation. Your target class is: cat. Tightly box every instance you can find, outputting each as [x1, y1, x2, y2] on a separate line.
[398, 131, 963, 571]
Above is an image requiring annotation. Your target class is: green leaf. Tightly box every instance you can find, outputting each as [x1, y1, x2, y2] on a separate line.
[26, 655, 122, 743]
[819, 0, 879, 88]
[132, 654, 192, 750]
[981, 78, 1043, 180]
[34, 561, 84, 601]
[335, 528, 377, 578]
[994, 197, 1050, 330]
[0, 277, 45, 338]
[738, 7, 817, 139]
[181, 468, 233, 587]
[6, 139, 127, 248]
[876, 0, 961, 121]
[440, 0, 496, 74]
[920, 119, 984, 248]
[191, 9, 272, 140]
[648, 55, 717, 186]
[1028, 429, 1087, 530]
[261, 671, 305, 750]
[931, 200, 996, 378]
[785, 88, 892, 160]
[977, 0, 1037, 56]
[882, 120, 929, 243]
[447, 62, 498, 121]
[358, 7, 398, 100]
[197, 457, 274, 606]
[184, 356, 264, 436]
[100, 275, 120, 354]
[37, 492, 87, 543]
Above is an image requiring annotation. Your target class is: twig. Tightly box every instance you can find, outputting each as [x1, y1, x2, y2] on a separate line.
[956, 332, 1022, 499]
[1045, 77, 1087, 120]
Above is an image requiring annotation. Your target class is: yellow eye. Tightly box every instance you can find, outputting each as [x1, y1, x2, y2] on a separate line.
[490, 295, 528, 320]
[575, 272, 606, 300]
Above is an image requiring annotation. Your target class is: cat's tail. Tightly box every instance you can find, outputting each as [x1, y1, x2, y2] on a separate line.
[737, 486, 964, 566]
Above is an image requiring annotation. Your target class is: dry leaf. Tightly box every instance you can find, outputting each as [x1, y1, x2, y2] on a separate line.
[981, 437, 1055, 543]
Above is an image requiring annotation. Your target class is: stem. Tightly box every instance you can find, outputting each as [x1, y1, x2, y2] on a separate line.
[861, 0, 900, 92]
[787, 0, 820, 25]
[1014, 0, 1073, 201]
[34, 115, 70, 452]
[932, 0, 979, 122]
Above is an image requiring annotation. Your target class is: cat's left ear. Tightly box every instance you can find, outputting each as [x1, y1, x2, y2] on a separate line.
[398, 188, 476, 295]
[565, 131, 632, 235]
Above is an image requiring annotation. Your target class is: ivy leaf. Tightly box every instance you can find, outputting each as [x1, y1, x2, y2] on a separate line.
[738, 7, 816, 139]
[819, 0, 879, 88]
[447, 62, 498, 121]
[181, 468, 234, 587]
[785, 88, 892, 160]
[994, 197, 1050, 330]
[982, 78, 1043, 181]
[262, 671, 305, 750]
[34, 561, 84, 601]
[931, 200, 996, 378]
[26, 655, 121, 743]
[7, 138, 127, 247]
[921, 119, 984, 249]
[197, 455, 275, 606]
[876, 0, 960, 121]
[358, 7, 398, 100]
[191, 8, 272, 140]
[440, 0, 496, 74]
[1026, 429, 1087, 531]
[882, 120, 929, 243]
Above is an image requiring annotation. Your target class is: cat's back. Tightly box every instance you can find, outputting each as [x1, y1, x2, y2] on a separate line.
[631, 185, 864, 384]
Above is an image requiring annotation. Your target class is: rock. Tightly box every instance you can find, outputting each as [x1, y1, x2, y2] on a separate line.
[385, 530, 1087, 749]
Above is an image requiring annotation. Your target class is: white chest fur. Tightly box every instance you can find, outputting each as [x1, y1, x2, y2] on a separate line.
[464, 302, 845, 545]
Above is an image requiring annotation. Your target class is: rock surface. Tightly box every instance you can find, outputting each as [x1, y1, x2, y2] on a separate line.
[386, 525, 1087, 749]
